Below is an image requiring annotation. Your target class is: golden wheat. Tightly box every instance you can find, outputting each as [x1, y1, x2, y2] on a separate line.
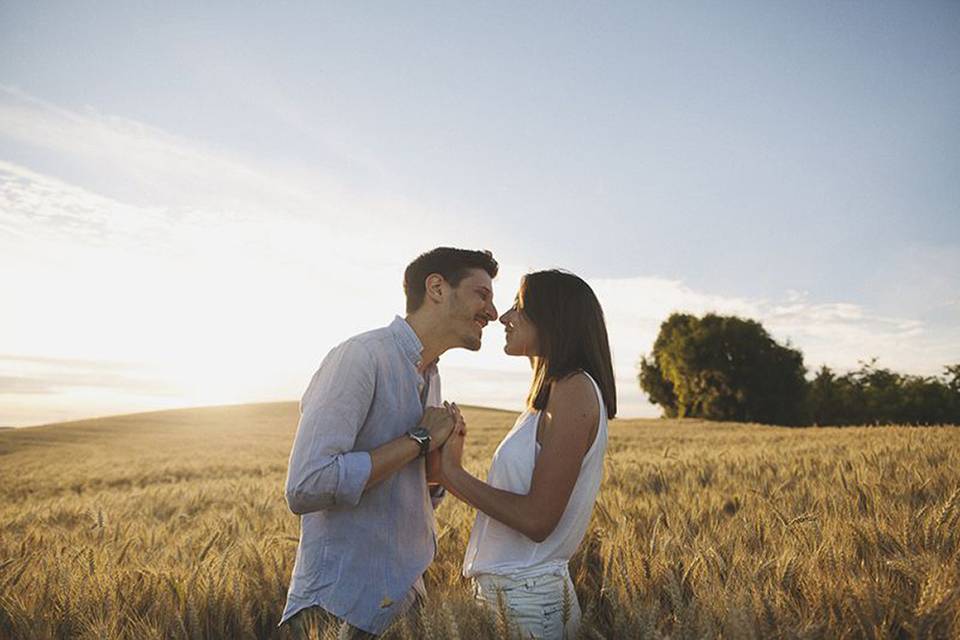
[1, 403, 958, 639]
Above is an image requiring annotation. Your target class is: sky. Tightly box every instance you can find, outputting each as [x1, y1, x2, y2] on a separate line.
[2, 2, 958, 426]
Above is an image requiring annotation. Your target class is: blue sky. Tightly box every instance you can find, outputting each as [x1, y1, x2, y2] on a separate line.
[2, 2, 958, 426]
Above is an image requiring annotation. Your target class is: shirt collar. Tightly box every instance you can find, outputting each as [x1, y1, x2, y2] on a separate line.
[390, 316, 426, 368]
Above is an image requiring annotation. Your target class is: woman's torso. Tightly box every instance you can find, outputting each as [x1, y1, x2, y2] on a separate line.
[462, 371, 608, 578]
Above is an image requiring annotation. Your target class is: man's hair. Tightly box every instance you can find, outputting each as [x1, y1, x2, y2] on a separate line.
[403, 247, 498, 313]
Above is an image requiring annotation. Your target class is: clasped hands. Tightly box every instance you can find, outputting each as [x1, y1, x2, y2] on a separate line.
[422, 402, 467, 484]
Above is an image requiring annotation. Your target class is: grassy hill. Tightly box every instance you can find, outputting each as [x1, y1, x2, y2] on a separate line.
[1, 404, 959, 638]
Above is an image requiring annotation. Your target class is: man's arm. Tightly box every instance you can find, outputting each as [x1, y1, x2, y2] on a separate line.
[284, 340, 378, 514]
[284, 341, 458, 515]
[365, 405, 458, 492]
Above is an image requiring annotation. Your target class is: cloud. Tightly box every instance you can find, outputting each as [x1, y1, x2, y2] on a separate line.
[0, 376, 54, 395]
[0, 86, 323, 214]
[0, 154, 455, 427]
[2, 87, 957, 424]
[446, 272, 959, 420]
[0, 161, 170, 251]
[591, 276, 960, 378]
[0, 85, 478, 250]
[0, 354, 180, 397]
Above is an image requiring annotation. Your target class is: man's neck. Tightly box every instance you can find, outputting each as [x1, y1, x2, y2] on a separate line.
[404, 313, 446, 374]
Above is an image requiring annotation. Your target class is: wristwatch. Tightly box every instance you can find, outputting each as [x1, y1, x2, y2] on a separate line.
[406, 427, 431, 458]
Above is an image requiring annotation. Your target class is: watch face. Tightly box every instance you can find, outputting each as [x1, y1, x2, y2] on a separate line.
[408, 427, 430, 457]
[411, 427, 430, 439]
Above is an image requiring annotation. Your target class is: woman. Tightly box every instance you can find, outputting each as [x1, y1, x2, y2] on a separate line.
[440, 269, 617, 640]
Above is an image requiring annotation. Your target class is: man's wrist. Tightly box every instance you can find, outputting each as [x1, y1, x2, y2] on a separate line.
[406, 427, 431, 458]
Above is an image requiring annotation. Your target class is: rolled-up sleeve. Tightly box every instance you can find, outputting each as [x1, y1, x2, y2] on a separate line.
[284, 340, 376, 514]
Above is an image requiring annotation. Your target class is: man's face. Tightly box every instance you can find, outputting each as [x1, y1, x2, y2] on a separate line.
[446, 268, 498, 351]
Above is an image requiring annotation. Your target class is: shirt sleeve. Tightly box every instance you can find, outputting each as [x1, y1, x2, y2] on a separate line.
[284, 340, 376, 515]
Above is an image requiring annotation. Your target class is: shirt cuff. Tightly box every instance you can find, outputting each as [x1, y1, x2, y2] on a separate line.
[336, 451, 372, 507]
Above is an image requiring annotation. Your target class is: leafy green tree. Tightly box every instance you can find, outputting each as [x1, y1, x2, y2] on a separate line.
[639, 313, 807, 425]
[805, 360, 960, 425]
[638, 357, 678, 418]
[808, 366, 853, 425]
[945, 364, 960, 394]
[641, 313, 960, 426]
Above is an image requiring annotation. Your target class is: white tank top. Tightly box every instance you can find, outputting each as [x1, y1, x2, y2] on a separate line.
[462, 371, 608, 578]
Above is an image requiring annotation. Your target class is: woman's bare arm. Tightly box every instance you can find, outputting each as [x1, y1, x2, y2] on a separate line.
[440, 373, 599, 542]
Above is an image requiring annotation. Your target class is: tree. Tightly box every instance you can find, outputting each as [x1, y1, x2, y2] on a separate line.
[808, 360, 960, 426]
[639, 313, 808, 425]
[638, 357, 678, 418]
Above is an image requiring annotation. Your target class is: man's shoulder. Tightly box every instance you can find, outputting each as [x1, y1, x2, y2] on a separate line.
[329, 323, 396, 363]
[347, 323, 395, 349]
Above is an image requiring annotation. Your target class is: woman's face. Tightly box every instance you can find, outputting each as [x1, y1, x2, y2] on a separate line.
[499, 295, 539, 357]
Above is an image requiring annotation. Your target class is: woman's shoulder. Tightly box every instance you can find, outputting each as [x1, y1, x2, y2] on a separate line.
[548, 371, 600, 416]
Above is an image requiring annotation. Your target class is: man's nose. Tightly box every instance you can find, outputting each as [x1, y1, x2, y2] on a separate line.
[487, 301, 498, 320]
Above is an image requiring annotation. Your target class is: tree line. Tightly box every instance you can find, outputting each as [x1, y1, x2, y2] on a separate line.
[638, 312, 960, 426]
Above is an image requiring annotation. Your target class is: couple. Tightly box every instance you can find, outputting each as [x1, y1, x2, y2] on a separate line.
[280, 247, 616, 640]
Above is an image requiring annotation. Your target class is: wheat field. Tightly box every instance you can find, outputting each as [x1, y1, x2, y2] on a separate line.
[1, 403, 958, 639]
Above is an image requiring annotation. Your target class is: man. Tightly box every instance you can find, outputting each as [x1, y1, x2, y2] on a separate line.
[280, 247, 499, 638]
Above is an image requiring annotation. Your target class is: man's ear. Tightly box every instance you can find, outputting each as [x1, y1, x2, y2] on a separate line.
[424, 273, 446, 305]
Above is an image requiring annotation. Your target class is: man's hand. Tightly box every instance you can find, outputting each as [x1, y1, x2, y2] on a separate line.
[419, 404, 456, 452]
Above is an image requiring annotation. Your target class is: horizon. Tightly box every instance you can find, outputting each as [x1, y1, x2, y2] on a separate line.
[3, 3, 958, 427]
[0, 399, 526, 431]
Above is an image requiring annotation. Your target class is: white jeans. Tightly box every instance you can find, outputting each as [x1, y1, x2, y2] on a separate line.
[472, 566, 581, 640]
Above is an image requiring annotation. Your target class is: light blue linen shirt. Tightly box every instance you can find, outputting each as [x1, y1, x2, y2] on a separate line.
[280, 316, 444, 634]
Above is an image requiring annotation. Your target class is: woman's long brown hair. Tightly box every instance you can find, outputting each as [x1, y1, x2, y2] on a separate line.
[519, 270, 617, 418]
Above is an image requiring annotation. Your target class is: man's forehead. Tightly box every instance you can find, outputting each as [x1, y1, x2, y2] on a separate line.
[458, 268, 493, 290]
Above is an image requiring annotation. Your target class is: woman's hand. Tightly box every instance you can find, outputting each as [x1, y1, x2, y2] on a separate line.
[440, 428, 465, 474]
[450, 402, 466, 436]
[428, 402, 465, 484]
[440, 403, 467, 475]
[425, 448, 442, 484]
